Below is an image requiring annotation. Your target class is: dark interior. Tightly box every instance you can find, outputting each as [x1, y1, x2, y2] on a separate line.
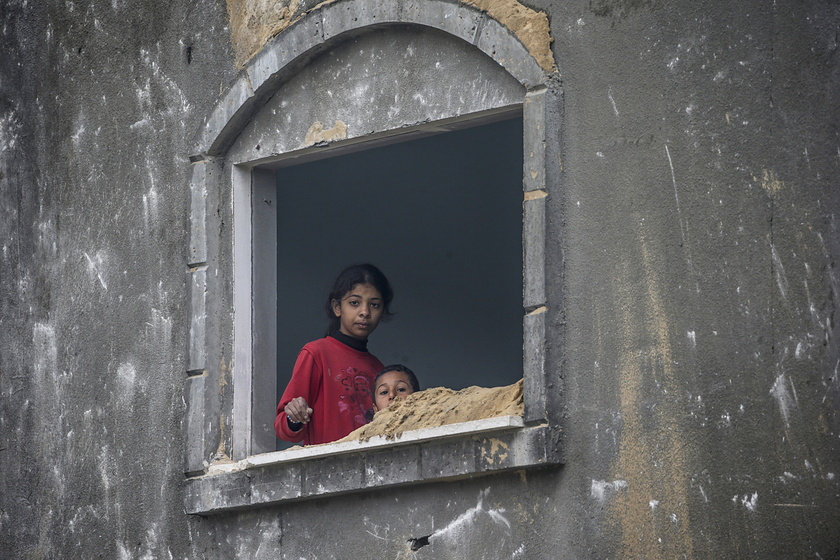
[274, 116, 524, 425]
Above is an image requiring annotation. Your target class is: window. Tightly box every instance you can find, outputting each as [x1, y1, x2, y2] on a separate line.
[184, 3, 560, 515]
[257, 114, 524, 450]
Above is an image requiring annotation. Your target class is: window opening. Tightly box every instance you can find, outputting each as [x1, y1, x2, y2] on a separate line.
[258, 115, 524, 450]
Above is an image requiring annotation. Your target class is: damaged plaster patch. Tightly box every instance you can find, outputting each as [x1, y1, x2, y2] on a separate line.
[225, 0, 303, 68]
[758, 168, 783, 197]
[462, 0, 554, 71]
[302, 120, 347, 147]
[225, 0, 555, 71]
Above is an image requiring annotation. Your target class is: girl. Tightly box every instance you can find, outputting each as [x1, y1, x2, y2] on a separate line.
[274, 264, 393, 445]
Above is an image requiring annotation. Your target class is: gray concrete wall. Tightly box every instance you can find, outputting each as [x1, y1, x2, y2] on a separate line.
[1, 1, 838, 559]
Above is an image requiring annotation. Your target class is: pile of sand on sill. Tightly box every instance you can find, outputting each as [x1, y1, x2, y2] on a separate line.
[337, 378, 524, 444]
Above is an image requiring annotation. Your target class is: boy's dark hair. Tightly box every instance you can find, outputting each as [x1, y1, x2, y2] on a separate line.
[325, 263, 394, 336]
[375, 364, 420, 393]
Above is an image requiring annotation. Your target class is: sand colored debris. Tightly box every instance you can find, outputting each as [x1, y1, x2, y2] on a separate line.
[338, 378, 524, 443]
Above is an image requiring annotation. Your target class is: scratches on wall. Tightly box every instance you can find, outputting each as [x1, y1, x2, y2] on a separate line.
[433, 489, 511, 540]
[0, 108, 21, 153]
[665, 144, 695, 289]
[83, 251, 108, 291]
[608, 87, 619, 116]
[770, 243, 789, 301]
[770, 373, 798, 431]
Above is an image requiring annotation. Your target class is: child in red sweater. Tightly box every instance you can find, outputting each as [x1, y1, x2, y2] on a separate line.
[274, 264, 393, 446]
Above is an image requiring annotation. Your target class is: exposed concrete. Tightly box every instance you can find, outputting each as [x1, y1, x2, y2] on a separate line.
[226, 0, 554, 71]
[463, 0, 554, 71]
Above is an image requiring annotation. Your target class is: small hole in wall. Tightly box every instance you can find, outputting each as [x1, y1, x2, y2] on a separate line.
[185, 45, 193, 65]
[408, 535, 431, 551]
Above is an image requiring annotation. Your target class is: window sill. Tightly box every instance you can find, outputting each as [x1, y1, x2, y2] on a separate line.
[184, 416, 562, 515]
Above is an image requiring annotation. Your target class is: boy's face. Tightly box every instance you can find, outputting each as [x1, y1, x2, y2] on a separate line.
[373, 370, 415, 412]
[332, 283, 384, 340]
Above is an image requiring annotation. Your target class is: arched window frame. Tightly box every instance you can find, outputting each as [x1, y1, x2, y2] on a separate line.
[183, 0, 562, 515]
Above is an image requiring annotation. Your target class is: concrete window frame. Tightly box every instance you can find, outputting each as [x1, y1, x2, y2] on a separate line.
[183, 0, 562, 515]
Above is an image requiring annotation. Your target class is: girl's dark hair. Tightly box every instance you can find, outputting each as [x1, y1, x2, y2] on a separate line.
[375, 364, 420, 392]
[325, 263, 394, 336]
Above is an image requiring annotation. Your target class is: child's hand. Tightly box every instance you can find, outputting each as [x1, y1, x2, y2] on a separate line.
[285, 397, 313, 424]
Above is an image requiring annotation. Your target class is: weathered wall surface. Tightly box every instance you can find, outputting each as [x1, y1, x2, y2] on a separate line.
[555, 1, 840, 556]
[0, 1, 236, 557]
[1, 1, 838, 559]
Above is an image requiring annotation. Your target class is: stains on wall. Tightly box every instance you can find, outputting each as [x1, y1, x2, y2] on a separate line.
[225, 0, 554, 72]
[589, 0, 662, 23]
[603, 238, 694, 559]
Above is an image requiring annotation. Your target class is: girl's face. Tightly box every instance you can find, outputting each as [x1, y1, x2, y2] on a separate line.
[331, 283, 384, 340]
[373, 370, 416, 411]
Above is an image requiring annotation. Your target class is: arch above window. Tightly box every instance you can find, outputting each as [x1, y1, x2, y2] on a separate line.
[190, 0, 552, 159]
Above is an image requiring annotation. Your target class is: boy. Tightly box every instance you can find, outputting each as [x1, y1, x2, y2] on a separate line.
[371, 364, 420, 414]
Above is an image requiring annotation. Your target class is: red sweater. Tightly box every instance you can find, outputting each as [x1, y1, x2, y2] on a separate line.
[274, 336, 384, 445]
